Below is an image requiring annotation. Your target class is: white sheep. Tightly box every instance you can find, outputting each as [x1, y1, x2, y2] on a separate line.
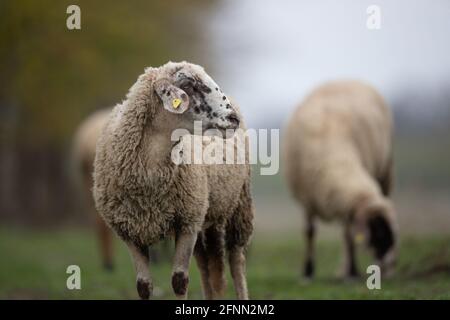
[93, 61, 254, 299]
[284, 80, 398, 278]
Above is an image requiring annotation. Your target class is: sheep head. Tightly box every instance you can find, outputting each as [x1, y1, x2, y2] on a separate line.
[153, 61, 240, 135]
[353, 198, 398, 276]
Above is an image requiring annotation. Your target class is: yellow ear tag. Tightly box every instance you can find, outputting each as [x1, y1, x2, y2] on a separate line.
[355, 232, 365, 244]
[172, 98, 182, 109]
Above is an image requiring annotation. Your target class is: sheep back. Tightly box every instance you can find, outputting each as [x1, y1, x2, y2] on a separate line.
[284, 80, 393, 220]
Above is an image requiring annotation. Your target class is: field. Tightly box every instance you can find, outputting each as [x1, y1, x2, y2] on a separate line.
[1, 181, 450, 300]
[1, 132, 449, 300]
[1, 0, 450, 302]
[1, 165, 449, 300]
[0, 225, 449, 300]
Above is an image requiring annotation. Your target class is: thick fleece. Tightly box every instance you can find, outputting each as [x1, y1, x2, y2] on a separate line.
[94, 68, 253, 250]
[285, 80, 394, 221]
[284, 80, 397, 276]
[93, 62, 253, 255]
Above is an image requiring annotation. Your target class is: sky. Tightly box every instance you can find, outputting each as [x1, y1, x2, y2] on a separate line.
[206, 0, 450, 128]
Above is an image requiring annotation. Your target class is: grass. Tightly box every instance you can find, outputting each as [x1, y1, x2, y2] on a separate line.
[0, 227, 449, 299]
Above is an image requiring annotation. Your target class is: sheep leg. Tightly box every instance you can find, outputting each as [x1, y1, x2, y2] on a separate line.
[172, 232, 198, 299]
[204, 227, 227, 299]
[96, 215, 114, 271]
[226, 182, 253, 300]
[86, 171, 114, 271]
[303, 213, 316, 278]
[225, 233, 250, 301]
[342, 222, 359, 278]
[126, 242, 152, 299]
[194, 232, 214, 299]
[228, 245, 249, 300]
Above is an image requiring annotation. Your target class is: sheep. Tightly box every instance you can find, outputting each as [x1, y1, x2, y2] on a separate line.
[284, 80, 398, 279]
[72, 108, 114, 270]
[93, 61, 254, 300]
[72, 108, 168, 271]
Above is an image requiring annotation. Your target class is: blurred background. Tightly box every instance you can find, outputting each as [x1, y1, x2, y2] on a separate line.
[0, 0, 449, 299]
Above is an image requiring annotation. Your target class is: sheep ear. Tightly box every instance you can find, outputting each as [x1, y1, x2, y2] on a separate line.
[154, 80, 189, 114]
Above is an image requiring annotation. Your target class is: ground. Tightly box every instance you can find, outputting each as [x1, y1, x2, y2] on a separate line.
[0, 226, 449, 299]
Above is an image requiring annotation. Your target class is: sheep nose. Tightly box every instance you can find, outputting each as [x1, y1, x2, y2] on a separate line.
[226, 112, 240, 128]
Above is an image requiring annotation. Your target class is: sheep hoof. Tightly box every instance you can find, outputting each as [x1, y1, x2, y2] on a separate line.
[172, 271, 189, 298]
[137, 278, 152, 300]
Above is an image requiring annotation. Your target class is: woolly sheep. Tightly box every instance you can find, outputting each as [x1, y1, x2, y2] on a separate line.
[72, 108, 114, 270]
[284, 80, 398, 278]
[93, 61, 254, 300]
[72, 109, 166, 271]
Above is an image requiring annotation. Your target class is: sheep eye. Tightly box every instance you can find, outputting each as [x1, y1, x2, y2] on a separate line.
[179, 79, 193, 91]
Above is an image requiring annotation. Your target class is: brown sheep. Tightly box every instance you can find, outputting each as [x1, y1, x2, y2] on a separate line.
[284, 80, 398, 279]
[93, 61, 254, 300]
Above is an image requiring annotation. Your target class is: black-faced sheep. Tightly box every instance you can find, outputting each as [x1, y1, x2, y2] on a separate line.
[93, 61, 254, 300]
[284, 80, 398, 279]
[72, 108, 114, 270]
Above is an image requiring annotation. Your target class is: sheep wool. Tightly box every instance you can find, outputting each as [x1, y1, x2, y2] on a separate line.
[284, 80, 398, 278]
[93, 61, 253, 300]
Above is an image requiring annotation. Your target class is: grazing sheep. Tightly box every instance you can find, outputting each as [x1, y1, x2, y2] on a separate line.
[284, 80, 398, 279]
[93, 61, 254, 300]
[72, 108, 114, 271]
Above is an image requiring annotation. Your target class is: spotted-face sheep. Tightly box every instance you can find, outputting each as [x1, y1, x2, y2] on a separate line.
[284, 80, 398, 279]
[93, 61, 254, 300]
[72, 108, 114, 270]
